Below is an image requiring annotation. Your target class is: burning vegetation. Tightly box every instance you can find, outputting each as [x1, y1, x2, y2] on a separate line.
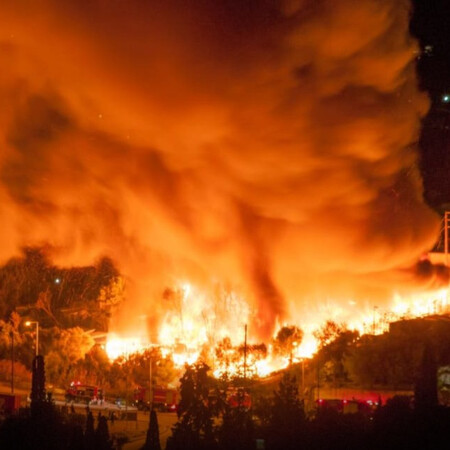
[0, 247, 449, 385]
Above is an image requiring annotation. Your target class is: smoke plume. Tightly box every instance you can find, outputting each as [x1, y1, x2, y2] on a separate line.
[0, 0, 442, 338]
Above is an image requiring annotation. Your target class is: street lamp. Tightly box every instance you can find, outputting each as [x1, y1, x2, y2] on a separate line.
[25, 321, 39, 357]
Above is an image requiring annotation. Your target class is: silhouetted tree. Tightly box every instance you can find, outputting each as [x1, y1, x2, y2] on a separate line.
[30, 354, 51, 419]
[166, 362, 218, 450]
[217, 400, 254, 450]
[415, 343, 438, 411]
[84, 411, 96, 450]
[68, 425, 85, 450]
[95, 415, 112, 450]
[31, 355, 46, 402]
[267, 373, 305, 450]
[142, 409, 161, 450]
[314, 321, 359, 386]
[273, 325, 303, 361]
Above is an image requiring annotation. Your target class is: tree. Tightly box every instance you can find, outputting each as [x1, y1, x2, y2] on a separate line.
[266, 373, 305, 450]
[314, 321, 359, 386]
[36, 289, 60, 325]
[166, 363, 218, 450]
[0, 313, 23, 361]
[214, 337, 239, 377]
[273, 325, 303, 361]
[347, 330, 422, 389]
[78, 344, 111, 386]
[95, 415, 113, 450]
[217, 394, 254, 450]
[45, 327, 95, 385]
[68, 425, 85, 450]
[0, 248, 121, 330]
[28, 354, 64, 447]
[31, 355, 47, 408]
[415, 342, 438, 411]
[314, 320, 346, 349]
[0, 248, 52, 318]
[85, 411, 96, 450]
[45, 351, 66, 386]
[142, 409, 161, 450]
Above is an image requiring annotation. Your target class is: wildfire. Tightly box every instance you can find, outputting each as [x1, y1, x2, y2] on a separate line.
[105, 335, 148, 360]
[105, 283, 450, 378]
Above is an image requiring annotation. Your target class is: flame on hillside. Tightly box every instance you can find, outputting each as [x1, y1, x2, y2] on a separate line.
[105, 283, 450, 378]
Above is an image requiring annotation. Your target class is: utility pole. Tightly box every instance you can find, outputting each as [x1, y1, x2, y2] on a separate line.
[243, 324, 247, 382]
[445, 212, 450, 266]
[125, 347, 129, 430]
[10, 330, 14, 394]
[372, 306, 378, 335]
[317, 360, 320, 401]
[301, 358, 305, 396]
[149, 355, 153, 411]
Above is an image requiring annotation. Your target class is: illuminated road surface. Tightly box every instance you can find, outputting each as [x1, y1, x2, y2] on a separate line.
[122, 411, 177, 450]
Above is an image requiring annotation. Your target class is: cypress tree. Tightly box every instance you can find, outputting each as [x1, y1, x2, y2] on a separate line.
[95, 415, 112, 450]
[31, 355, 46, 403]
[68, 425, 85, 450]
[142, 409, 161, 450]
[85, 411, 96, 450]
[30, 355, 48, 418]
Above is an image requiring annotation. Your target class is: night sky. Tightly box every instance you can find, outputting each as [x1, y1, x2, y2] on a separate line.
[411, 0, 450, 209]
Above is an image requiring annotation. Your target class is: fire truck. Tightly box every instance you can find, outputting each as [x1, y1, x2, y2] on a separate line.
[207, 387, 252, 411]
[227, 387, 252, 410]
[65, 381, 104, 404]
[133, 386, 178, 412]
[0, 394, 21, 414]
[316, 398, 376, 415]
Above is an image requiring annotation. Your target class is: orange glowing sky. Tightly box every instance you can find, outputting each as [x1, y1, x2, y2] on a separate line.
[0, 0, 446, 340]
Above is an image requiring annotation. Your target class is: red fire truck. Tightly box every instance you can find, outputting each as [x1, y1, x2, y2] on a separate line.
[65, 381, 103, 404]
[227, 388, 252, 410]
[0, 394, 21, 414]
[316, 398, 376, 415]
[134, 386, 178, 412]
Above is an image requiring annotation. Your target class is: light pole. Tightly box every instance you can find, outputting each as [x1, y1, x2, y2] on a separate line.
[372, 306, 378, 335]
[243, 324, 247, 381]
[10, 330, 14, 394]
[149, 355, 153, 412]
[301, 358, 305, 396]
[445, 211, 450, 266]
[25, 321, 39, 356]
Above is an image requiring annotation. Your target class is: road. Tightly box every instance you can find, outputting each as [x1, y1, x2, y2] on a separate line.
[0, 384, 178, 449]
[121, 411, 177, 450]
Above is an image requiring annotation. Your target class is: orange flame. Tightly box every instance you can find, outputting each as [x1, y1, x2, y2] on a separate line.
[105, 283, 449, 378]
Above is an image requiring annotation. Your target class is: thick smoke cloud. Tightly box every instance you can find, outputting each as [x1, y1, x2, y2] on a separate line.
[0, 0, 442, 338]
